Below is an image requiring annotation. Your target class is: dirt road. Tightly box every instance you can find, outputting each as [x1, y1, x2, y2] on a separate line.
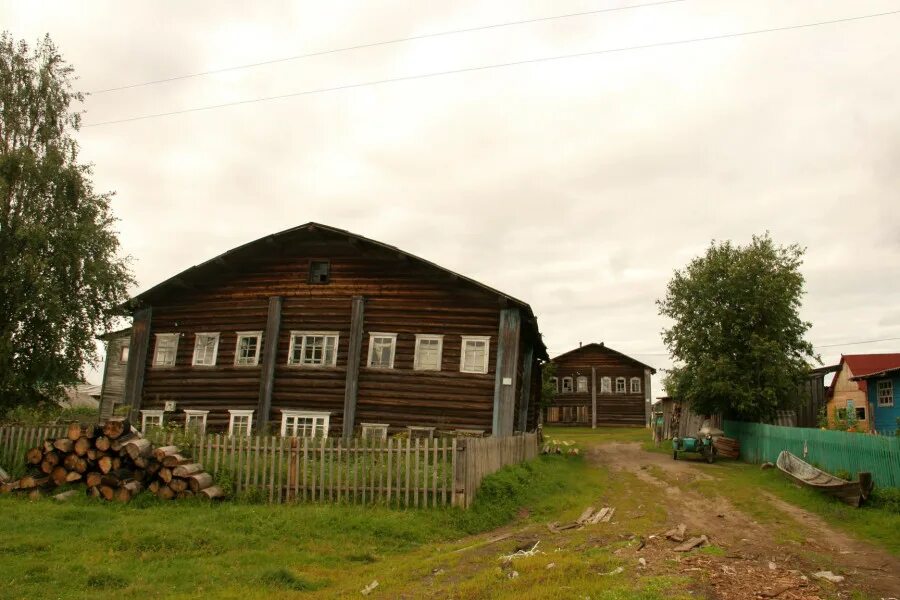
[592, 441, 900, 600]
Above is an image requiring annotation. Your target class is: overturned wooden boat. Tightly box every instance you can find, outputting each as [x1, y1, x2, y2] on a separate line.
[776, 450, 873, 507]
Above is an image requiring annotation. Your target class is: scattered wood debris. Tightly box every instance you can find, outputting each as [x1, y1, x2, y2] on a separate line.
[673, 535, 709, 552]
[812, 570, 844, 583]
[360, 580, 379, 595]
[664, 523, 687, 543]
[500, 541, 541, 562]
[599, 566, 624, 576]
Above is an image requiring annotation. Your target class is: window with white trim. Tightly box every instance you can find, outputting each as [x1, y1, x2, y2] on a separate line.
[234, 331, 262, 366]
[118, 344, 129, 363]
[549, 377, 559, 393]
[562, 377, 573, 393]
[192, 333, 220, 366]
[184, 410, 209, 434]
[280, 410, 329, 438]
[141, 409, 164, 431]
[460, 336, 490, 374]
[361, 423, 389, 440]
[576, 376, 588, 393]
[288, 331, 339, 366]
[414, 334, 443, 371]
[153, 333, 179, 367]
[228, 410, 254, 436]
[878, 380, 894, 407]
[630, 377, 641, 394]
[367, 333, 397, 369]
[601, 377, 611, 393]
[615, 377, 626, 393]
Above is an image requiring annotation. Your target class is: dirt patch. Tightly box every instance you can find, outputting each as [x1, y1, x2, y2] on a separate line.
[592, 441, 900, 599]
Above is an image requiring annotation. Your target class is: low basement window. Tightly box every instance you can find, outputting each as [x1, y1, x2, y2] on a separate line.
[360, 423, 389, 440]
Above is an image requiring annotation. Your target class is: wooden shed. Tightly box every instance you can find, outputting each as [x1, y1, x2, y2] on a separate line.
[544, 343, 655, 428]
[113, 223, 546, 439]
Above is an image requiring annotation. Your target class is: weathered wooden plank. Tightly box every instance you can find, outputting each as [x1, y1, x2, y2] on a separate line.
[404, 437, 411, 507]
[386, 437, 393, 505]
[318, 437, 326, 502]
[342, 296, 365, 440]
[492, 308, 521, 436]
[268, 436, 276, 503]
[517, 345, 535, 432]
[123, 306, 152, 415]
[591, 366, 597, 429]
[302, 437, 308, 502]
[256, 296, 283, 433]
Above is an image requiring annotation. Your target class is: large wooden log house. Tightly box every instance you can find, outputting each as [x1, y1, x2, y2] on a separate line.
[545, 343, 655, 427]
[112, 223, 546, 439]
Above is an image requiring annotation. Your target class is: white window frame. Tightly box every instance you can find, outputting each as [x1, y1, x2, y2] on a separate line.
[460, 336, 490, 374]
[118, 344, 129, 364]
[878, 380, 894, 407]
[280, 410, 330, 438]
[562, 377, 574, 394]
[140, 409, 164, 431]
[367, 332, 398, 369]
[360, 422, 389, 440]
[601, 377, 611, 394]
[576, 376, 588, 393]
[234, 331, 263, 366]
[183, 409, 209, 434]
[192, 332, 220, 366]
[228, 409, 254, 437]
[414, 334, 444, 371]
[287, 331, 339, 367]
[549, 377, 559, 393]
[855, 406, 867, 421]
[615, 377, 626, 394]
[153, 333, 179, 367]
[630, 377, 641, 394]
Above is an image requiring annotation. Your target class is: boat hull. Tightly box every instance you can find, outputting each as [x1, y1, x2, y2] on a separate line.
[775, 450, 872, 507]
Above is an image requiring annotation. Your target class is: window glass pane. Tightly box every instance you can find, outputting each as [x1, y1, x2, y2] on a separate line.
[601, 377, 611, 393]
[463, 340, 486, 372]
[370, 336, 394, 367]
[120, 346, 129, 362]
[155, 335, 177, 365]
[237, 335, 258, 365]
[576, 377, 587, 392]
[416, 339, 440, 370]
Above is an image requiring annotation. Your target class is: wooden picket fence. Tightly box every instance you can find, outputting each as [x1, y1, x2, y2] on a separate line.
[0, 425, 67, 478]
[0, 425, 539, 507]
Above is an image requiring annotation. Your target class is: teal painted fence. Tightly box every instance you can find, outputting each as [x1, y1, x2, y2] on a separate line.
[724, 420, 900, 489]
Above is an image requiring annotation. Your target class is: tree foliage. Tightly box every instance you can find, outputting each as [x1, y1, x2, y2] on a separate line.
[540, 362, 557, 409]
[657, 234, 816, 421]
[0, 33, 132, 414]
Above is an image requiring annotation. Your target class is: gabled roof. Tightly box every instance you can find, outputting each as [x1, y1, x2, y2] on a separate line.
[126, 222, 547, 359]
[838, 354, 900, 393]
[550, 342, 656, 374]
[851, 365, 900, 381]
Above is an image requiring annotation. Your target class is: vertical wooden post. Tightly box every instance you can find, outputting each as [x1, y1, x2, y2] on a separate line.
[516, 345, 535, 432]
[452, 438, 465, 507]
[644, 368, 652, 428]
[123, 306, 152, 418]
[288, 437, 299, 502]
[257, 296, 283, 433]
[342, 296, 365, 440]
[591, 366, 598, 429]
[492, 308, 521, 437]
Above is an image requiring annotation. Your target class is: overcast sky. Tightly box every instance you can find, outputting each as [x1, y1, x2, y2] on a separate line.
[5, 0, 900, 389]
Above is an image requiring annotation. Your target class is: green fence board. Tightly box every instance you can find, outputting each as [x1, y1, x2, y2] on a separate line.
[724, 420, 900, 489]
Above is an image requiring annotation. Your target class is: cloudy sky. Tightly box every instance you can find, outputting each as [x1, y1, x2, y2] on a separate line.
[5, 0, 900, 389]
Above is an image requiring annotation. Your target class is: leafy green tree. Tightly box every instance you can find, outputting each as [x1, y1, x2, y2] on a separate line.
[0, 34, 132, 415]
[540, 362, 557, 409]
[657, 234, 816, 421]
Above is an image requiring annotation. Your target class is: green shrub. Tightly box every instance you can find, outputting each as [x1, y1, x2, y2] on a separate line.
[868, 487, 900, 514]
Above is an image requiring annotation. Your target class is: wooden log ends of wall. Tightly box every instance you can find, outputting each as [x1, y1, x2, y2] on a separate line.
[492, 308, 521, 437]
[256, 296, 283, 433]
[342, 295, 365, 440]
[122, 307, 152, 419]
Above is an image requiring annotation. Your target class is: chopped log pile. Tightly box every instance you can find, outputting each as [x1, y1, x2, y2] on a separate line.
[713, 436, 740, 459]
[0, 419, 223, 502]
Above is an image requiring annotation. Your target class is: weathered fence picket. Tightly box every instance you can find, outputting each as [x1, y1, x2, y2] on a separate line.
[0, 425, 538, 507]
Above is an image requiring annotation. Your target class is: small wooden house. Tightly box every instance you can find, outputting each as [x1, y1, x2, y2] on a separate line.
[825, 354, 900, 432]
[110, 223, 546, 438]
[544, 343, 655, 427]
[851, 365, 900, 435]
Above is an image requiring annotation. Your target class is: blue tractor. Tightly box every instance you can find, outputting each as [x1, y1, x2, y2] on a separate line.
[672, 430, 717, 463]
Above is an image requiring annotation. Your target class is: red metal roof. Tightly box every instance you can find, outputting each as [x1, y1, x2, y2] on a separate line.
[840, 354, 900, 393]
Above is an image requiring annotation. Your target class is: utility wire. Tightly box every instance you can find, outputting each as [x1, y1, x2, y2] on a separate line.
[579, 336, 900, 358]
[88, 0, 690, 94]
[83, 9, 900, 128]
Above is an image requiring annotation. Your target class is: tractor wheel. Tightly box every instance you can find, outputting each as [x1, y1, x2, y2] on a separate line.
[673, 450, 678, 460]
[706, 447, 716, 464]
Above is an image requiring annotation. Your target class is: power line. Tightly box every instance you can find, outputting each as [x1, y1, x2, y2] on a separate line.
[83, 9, 900, 128]
[582, 336, 900, 358]
[88, 0, 690, 94]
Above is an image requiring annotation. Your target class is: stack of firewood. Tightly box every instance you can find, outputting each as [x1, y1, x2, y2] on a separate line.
[0, 419, 222, 502]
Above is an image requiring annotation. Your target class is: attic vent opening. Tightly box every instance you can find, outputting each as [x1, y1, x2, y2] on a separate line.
[308, 260, 330, 284]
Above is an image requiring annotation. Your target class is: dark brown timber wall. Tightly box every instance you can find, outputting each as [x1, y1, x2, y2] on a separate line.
[136, 233, 542, 435]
